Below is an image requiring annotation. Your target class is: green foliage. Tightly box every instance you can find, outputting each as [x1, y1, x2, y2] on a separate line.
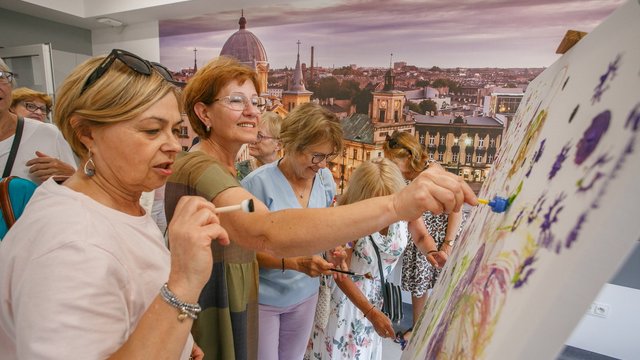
[430, 78, 461, 94]
[407, 102, 421, 113]
[309, 77, 361, 101]
[353, 88, 372, 114]
[415, 80, 430, 87]
[419, 99, 438, 115]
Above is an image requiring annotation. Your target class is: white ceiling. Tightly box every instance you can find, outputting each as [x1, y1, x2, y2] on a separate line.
[0, 0, 273, 30]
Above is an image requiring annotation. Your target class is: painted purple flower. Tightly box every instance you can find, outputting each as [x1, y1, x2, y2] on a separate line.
[575, 111, 611, 165]
[592, 54, 620, 104]
[514, 255, 536, 288]
[549, 142, 571, 179]
[577, 172, 604, 193]
[511, 208, 525, 232]
[566, 212, 587, 249]
[528, 193, 546, 224]
[539, 192, 566, 249]
[526, 139, 546, 177]
[626, 103, 640, 132]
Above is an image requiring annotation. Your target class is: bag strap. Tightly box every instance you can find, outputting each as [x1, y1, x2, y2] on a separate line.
[0, 176, 16, 228]
[3, 117, 25, 178]
[369, 235, 386, 289]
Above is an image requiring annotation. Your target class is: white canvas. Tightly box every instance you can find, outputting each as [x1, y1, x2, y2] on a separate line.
[402, 1, 640, 359]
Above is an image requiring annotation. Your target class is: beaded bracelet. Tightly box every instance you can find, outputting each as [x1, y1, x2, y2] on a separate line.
[160, 283, 202, 321]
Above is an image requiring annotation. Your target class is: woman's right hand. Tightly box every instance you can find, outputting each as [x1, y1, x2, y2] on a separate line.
[367, 308, 395, 339]
[394, 162, 477, 220]
[166, 196, 230, 301]
[295, 255, 333, 277]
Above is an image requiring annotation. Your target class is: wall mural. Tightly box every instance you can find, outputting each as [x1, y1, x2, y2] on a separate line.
[402, 1, 640, 359]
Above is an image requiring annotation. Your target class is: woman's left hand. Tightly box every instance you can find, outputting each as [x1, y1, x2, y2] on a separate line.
[26, 151, 76, 182]
[426, 250, 448, 268]
[326, 246, 349, 280]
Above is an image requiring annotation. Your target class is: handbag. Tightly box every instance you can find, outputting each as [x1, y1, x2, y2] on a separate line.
[0, 117, 37, 240]
[313, 274, 331, 329]
[369, 236, 404, 323]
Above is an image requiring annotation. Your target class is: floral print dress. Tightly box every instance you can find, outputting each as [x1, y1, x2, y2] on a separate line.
[306, 221, 409, 360]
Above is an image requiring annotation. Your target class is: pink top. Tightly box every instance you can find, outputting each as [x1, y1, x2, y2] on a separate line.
[0, 179, 193, 359]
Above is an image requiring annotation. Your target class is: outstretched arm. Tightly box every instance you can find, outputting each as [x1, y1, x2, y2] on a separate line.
[214, 163, 477, 257]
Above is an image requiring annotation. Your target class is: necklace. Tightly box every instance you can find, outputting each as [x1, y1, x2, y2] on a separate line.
[292, 180, 311, 199]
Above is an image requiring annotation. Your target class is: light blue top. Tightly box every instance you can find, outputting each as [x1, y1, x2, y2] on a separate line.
[241, 160, 336, 307]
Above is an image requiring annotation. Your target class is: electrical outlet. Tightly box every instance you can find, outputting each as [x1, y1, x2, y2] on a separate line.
[588, 301, 611, 318]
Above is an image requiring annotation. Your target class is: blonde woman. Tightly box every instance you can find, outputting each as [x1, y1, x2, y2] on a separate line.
[0, 49, 228, 359]
[235, 110, 281, 180]
[307, 158, 444, 359]
[384, 130, 465, 346]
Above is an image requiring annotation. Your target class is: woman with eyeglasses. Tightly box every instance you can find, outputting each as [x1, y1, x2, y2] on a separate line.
[0, 61, 77, 185]
[383, 130, 465, 347]
[10, 87, 52, 122]
[0, 50, 229, 360]
[240, 102, 346, 360]
[164, 56, 476, 360]
[235, 110, 282, 180]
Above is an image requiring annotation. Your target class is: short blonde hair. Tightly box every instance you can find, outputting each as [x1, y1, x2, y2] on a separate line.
[54, 54, 180, 157]
[260, 111, 282, 138]
[279, 102, 343, 155]
[383, 130, 427, 173]
[338, 158, 405, 206]
[183, 56, 261, 138]
[11, 87, 52, 110]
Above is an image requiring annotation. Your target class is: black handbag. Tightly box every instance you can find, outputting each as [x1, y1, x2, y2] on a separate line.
[369, 236, 404, 323]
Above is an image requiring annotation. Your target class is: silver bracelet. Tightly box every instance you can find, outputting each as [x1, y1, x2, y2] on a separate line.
[160, 283, 202, 321]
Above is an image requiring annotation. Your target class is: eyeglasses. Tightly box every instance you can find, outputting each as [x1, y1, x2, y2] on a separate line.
[310, 152, 338, 164]
[212, 94, 266, 114]
[386, 135, 413, 157]
[22, 102, 50, 114]
[256, 132, 277, 142]
[0, 71, 14, 84]
[80, 49, 179, 95]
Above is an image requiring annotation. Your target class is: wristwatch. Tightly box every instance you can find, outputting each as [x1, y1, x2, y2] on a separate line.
[445, 239, 455, 247]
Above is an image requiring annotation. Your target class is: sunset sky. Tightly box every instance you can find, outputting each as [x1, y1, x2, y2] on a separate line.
[159, 0, 624, 71]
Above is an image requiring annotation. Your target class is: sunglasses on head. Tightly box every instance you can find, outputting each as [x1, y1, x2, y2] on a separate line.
[80, 49, 181, 95]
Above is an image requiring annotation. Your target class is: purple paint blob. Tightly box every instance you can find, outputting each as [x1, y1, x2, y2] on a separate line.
[575, 111, 611, 165]
[626, 103, 640, 132]
[566, 212, 588, 249]
[549, 143, 571, 180]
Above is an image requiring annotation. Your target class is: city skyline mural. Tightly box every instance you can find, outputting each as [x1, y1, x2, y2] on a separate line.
[159, 0, 622, 72]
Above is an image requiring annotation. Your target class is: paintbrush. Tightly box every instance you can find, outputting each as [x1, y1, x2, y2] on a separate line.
[215, 199, 255, 213]
[330, 268, 373, 279]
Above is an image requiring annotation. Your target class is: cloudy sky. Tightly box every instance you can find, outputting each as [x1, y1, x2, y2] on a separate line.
[159, 0, 623, 72]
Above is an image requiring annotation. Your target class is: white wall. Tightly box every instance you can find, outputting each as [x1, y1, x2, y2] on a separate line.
[91, 21, 160, 61]
[52, 49, 91, 89]
[566, 283, 640, 359]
